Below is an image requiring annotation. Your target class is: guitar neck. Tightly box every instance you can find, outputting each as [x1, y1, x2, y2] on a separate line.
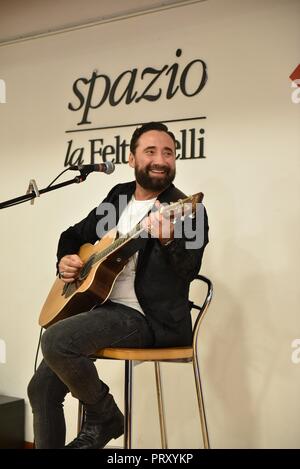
[90, 192, 203, 265]
[93, 222, 144, 264]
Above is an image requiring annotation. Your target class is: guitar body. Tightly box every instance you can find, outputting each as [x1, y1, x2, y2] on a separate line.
[39, 229, 128, 328]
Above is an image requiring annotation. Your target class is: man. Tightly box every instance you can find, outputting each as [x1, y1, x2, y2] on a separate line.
[28, 122, 209, 449]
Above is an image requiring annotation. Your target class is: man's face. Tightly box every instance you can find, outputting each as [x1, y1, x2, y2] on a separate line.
[129, 130, 176, 191]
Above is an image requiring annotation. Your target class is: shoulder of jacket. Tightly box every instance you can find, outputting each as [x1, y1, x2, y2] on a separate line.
[159, 184, 187, 203]
[105, 181, 135, 199]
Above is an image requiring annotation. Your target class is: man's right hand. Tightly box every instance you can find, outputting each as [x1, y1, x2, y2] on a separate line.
[58, 254, 83, 283]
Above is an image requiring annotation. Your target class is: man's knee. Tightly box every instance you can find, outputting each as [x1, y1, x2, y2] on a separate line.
[27, 372, 42, 409]
[41, 324, 65, 365]
[41, 321, 78, 367]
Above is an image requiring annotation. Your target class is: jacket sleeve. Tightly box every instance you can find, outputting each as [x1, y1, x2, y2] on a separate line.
[56, 184, 120, 270]
[161, 206, 209, 281]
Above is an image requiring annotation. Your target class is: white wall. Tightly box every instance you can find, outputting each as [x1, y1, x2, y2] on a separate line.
[0, 0, 299, 448]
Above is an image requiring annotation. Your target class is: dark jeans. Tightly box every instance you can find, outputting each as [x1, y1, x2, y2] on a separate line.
[27, 301, 154, 448]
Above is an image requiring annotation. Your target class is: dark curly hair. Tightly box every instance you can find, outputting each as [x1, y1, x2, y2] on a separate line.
[130, 122, 176, 154]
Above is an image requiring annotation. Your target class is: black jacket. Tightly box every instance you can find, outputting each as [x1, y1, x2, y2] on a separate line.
[56, 181, 209, 346]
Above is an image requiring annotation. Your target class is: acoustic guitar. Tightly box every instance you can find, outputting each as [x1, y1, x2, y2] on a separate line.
[39, 192, 203, 328]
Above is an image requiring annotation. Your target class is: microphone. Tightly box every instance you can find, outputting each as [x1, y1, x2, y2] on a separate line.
[69, 161, 115, 175]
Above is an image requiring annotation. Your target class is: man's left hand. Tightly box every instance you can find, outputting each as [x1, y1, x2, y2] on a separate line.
[141, 200, 174, 245]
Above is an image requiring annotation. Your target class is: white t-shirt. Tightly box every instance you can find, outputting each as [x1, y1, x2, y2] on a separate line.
[109, 195, 156, 314]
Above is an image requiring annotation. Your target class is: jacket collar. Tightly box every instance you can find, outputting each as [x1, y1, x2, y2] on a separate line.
[119, 181, 181, 204]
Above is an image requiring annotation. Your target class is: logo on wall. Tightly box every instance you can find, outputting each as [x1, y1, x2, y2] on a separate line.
[290, 64, 300, 104]
[0, 79, 6, 104]
[64, 49, 208, 166]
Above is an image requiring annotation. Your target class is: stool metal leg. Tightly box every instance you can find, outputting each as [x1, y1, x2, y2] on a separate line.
[192, 354, 210, 448]
[154, 362, 168, 449]
[124, 360, 133, 449]
[77, 401, 84, 434]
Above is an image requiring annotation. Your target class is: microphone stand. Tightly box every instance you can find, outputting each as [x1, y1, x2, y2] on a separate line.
[0, 168, 91, 210]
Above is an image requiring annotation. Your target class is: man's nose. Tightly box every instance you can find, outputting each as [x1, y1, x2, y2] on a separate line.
[152, 151, 167, 165]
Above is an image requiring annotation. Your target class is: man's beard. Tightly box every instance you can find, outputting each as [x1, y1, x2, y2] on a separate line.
[134, 164, 176, 191]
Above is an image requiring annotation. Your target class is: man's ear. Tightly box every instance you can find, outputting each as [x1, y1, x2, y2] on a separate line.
[128, 152, 135, 168]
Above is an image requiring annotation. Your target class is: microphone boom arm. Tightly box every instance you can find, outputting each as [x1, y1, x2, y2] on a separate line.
[0, 170, 90, 210]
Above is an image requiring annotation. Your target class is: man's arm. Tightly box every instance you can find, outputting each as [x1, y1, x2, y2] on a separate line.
[56, 206, 99, 265]
[56, 184, 121, 277]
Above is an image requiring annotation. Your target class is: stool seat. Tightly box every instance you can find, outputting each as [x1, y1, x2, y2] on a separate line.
[94, 346, 193, 361]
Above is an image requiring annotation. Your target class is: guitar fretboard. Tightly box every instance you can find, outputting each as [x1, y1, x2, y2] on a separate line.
[93, 222, 143, 264]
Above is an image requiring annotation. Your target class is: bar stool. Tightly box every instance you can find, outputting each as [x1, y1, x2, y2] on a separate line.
[78, 274, 213, 449]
